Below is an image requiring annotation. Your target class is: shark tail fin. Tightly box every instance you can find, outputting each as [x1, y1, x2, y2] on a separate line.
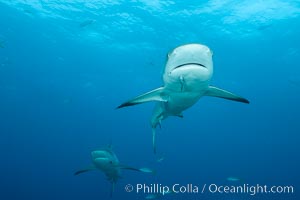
[117, 87, 166, 109]
[74, 167, 96, 175]
[110, 182, 115, 198]
[205, 86, 250, 104]
[152, 127, 157, 154]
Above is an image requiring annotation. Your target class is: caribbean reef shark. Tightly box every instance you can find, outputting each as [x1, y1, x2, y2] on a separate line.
[74, 146, 154, 196]
[117, 43, 249, 153]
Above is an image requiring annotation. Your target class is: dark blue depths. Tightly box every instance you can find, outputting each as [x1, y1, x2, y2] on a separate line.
[0, 1, 299, 200]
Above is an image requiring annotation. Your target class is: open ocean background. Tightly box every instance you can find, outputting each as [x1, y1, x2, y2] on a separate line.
[0, 1, 299, 199]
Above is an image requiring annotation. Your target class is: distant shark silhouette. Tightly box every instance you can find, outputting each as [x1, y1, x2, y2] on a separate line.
[74, 146, 154, 197]
[117, 43, 249, 153]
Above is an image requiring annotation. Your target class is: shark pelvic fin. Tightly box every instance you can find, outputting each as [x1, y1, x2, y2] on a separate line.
[176, 113, 183, 118]
[205, 86, 250, 104]
[117, 87, 167, 108]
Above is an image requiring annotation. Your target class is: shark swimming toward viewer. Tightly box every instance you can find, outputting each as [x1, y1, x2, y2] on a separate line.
[74, 146, 154, 196]
[117, 43, 249, 153]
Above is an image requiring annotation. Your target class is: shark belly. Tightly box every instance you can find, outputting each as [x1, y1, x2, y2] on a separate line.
[165, 90, 205, 114]
[163, 68, 210, 115]
[105, 168, 121, 182]
[151, 82, 209, 128]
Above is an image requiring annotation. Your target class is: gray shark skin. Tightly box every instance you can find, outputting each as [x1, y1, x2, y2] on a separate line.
[117, 43, 249, 153]
[74, 146, 154, 197]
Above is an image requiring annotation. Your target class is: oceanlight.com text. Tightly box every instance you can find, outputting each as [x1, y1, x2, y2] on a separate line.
[207, 183, 294, 195]
[124, 183, 294, 196]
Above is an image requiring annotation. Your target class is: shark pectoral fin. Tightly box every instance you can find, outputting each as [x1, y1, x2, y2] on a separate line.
[119, 165, 156, 175]
[74, 166, 96, 175]
[138, 168, 156, 175]
[118, 164, 142, 171]
[117, 87, 166, 109]
[205, 86, 250, 104]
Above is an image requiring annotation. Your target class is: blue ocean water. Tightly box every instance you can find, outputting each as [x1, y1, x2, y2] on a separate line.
[0, 0, 299, 199]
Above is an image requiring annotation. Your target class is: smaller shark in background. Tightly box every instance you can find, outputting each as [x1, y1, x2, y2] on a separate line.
[74, 146, 154, 197]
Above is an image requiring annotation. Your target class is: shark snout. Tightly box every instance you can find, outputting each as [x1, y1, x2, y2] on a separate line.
[94, 158, 109, 162]
[167, 63, 211, 83]
[91, 150, 108, 159]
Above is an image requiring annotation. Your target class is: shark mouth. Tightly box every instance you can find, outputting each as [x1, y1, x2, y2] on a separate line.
[173, 62, 206, 70]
